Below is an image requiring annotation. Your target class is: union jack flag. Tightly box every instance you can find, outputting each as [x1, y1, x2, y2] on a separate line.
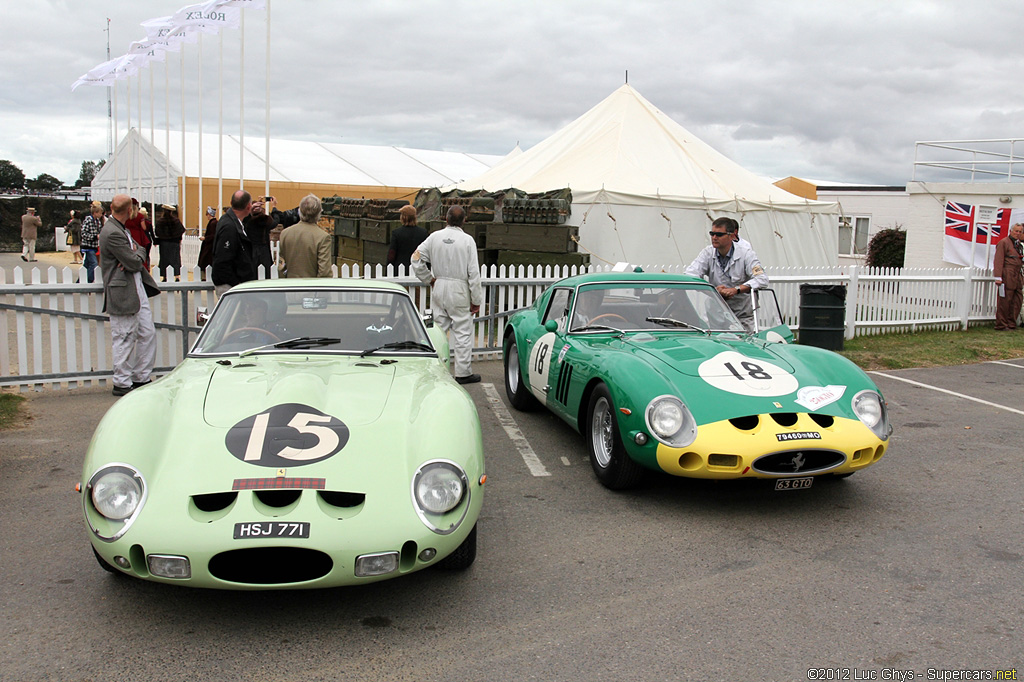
[945, 201, 974, 241]
[975, 207, 1012, 244]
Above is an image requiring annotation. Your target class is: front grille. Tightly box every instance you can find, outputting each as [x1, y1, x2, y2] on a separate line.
[753, 449, 846, 475]
[255, 489, 301, 508]
[192, 492, 237, 512]
[209, 547, 333, 584]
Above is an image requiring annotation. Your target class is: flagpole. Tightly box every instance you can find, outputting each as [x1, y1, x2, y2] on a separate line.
[180, 47, 187, 226]
[198, 32, 204, 234]
[113, 80, 119, 196]
[165, 56, 170, 210]
[218, 29, 224, 213]
[136, 69, 142, 200]
[239, 9, 245, 192]
[265, 0, 271, 200]
[149, 62, 156, 217]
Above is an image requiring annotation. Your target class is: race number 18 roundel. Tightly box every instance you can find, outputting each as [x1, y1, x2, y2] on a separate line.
[697, 351, 798, 397]
[226, 403, 350, 468]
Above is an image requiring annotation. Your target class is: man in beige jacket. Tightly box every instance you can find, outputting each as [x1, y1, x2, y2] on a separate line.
[21, 207, 41, 262]
[278, 194, 332, 278]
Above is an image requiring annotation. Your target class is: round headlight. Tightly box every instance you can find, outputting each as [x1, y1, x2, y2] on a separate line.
[645, 396, 697, 448]
[852, 390, 889, 440]
[91, 469, 144, 520]
[414, 463, 466, 514]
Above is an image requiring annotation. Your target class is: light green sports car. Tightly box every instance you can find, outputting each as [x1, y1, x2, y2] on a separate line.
[80, 279, 484, 589]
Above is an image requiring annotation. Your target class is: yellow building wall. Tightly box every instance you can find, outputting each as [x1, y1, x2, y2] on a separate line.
[169, 178, 422, 230]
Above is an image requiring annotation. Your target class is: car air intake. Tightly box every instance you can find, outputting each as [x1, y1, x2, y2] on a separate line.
[208, 547, 333, 584]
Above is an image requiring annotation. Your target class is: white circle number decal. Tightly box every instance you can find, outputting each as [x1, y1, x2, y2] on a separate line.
[527, 331, 557, 405]
[697, 351, 797, 397]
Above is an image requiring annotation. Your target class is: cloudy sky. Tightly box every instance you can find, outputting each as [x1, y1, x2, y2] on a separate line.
[3, 0, 1022, 187]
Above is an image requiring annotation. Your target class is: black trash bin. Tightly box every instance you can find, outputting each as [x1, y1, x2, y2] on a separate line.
[799, 284, 846, 350]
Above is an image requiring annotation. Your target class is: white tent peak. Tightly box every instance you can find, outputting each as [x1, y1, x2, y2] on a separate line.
[455, 83, 830, 212]
[453, 84, 839, 267]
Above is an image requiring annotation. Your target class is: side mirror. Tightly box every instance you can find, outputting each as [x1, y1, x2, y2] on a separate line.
[422, 308, 434, 328]
[544, 319, 558, 332]
[196, 307, 210, 327]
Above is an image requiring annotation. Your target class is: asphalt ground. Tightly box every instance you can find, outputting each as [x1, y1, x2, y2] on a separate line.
[1, 358, 1021, 682]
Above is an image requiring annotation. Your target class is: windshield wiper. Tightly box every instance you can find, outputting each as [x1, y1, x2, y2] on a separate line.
[238, 336, 340, 357]
[570, 324, 625, 335]
[360, 340, 435, 357]
[645, 316, 711, 335]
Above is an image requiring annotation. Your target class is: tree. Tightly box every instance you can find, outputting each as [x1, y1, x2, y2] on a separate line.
[0, 159, 25, 191]
[26, 173, 64, 192]
[76, 159, 105, 188]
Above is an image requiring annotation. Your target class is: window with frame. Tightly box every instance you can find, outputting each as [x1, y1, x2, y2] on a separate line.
[542, 288, 572, 331]
[838, 216, 870, 256]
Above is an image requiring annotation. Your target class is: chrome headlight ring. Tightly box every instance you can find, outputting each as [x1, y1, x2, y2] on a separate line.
[86, 463, 148, 541]
[645, 395, 698, 448]
[851, 389, 890, 440]
[411, 460, 470, 535]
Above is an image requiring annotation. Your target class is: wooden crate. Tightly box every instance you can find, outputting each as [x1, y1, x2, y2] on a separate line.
[485, 223, 579, 253]
[334, 218, 359, 239]
[335, 257, 362, 274]
[337, 236, 363, 261]
[496, 250, 590, 268]
[360, 219, 399, 244]
[363, 241, 389, 266]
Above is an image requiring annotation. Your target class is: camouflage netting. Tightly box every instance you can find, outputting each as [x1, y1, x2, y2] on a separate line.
[1, 196, 93, 252]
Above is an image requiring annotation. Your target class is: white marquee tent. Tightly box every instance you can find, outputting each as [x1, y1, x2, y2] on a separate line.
[91, 128, 506, 219]
[454, 84, 840, 268]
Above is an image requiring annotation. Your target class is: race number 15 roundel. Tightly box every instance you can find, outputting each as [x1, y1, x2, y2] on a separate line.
[697, 351, 798, 397]
[226, 403, 350, 468]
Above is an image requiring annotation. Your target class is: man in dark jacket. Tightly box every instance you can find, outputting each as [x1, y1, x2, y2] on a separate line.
[212, 190, 256, 297]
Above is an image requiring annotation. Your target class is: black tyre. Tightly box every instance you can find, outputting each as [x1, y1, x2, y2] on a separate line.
[92, 546, 120, 574]
[504, 334, 537, 411]
[437, 524, 477, 570]
[586, 384, 645, 490]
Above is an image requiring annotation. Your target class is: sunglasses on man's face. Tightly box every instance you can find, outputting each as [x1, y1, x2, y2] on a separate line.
[709, 231, 729, 237]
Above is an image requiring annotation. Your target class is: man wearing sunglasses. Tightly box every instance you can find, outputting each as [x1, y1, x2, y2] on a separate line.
[685, 217, 768, 332]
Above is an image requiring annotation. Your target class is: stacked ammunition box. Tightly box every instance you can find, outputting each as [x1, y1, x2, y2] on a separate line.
[318, 187, 588, 271]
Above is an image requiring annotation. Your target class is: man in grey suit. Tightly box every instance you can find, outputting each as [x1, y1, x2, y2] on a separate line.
[99, 194, 161, 397]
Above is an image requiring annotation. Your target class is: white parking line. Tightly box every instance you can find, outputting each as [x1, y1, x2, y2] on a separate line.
[870, 372, 1024, 416]
[989, 360, 1024, 368]
[481, 383, 551, 477]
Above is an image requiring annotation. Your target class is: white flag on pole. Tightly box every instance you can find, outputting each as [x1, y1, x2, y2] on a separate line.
[172, 2, 242, 34]
[71, 54, 142, 91]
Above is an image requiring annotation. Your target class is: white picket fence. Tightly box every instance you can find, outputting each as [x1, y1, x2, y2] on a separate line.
[0, 260, 998, 391]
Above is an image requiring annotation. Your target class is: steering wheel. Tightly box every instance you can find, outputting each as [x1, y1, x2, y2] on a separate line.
[223, 327, 282, 344]
[587, 313, 629, 326]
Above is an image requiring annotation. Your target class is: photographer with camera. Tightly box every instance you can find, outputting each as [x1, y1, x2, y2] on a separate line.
[245, 195, 278, 276]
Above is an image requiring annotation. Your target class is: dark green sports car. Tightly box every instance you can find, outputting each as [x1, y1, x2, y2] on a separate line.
[503, 271, 890, 490]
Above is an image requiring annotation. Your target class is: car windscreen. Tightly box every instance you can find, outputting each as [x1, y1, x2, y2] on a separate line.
[191, 288, 434, 355]
[569, 283, 746, 333]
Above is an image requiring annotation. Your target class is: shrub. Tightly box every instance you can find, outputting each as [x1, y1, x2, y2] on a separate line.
[866, 226, 906, 268]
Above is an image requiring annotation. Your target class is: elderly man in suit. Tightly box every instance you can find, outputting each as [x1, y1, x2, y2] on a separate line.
[21, 206, 41, 262]
[278, 194, 333, 278]
[993, 223, 1024, 330]
[99, 194, 161, 396]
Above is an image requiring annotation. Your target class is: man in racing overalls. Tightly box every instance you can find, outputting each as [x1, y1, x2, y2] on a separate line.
[411, 205, 484, 384]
